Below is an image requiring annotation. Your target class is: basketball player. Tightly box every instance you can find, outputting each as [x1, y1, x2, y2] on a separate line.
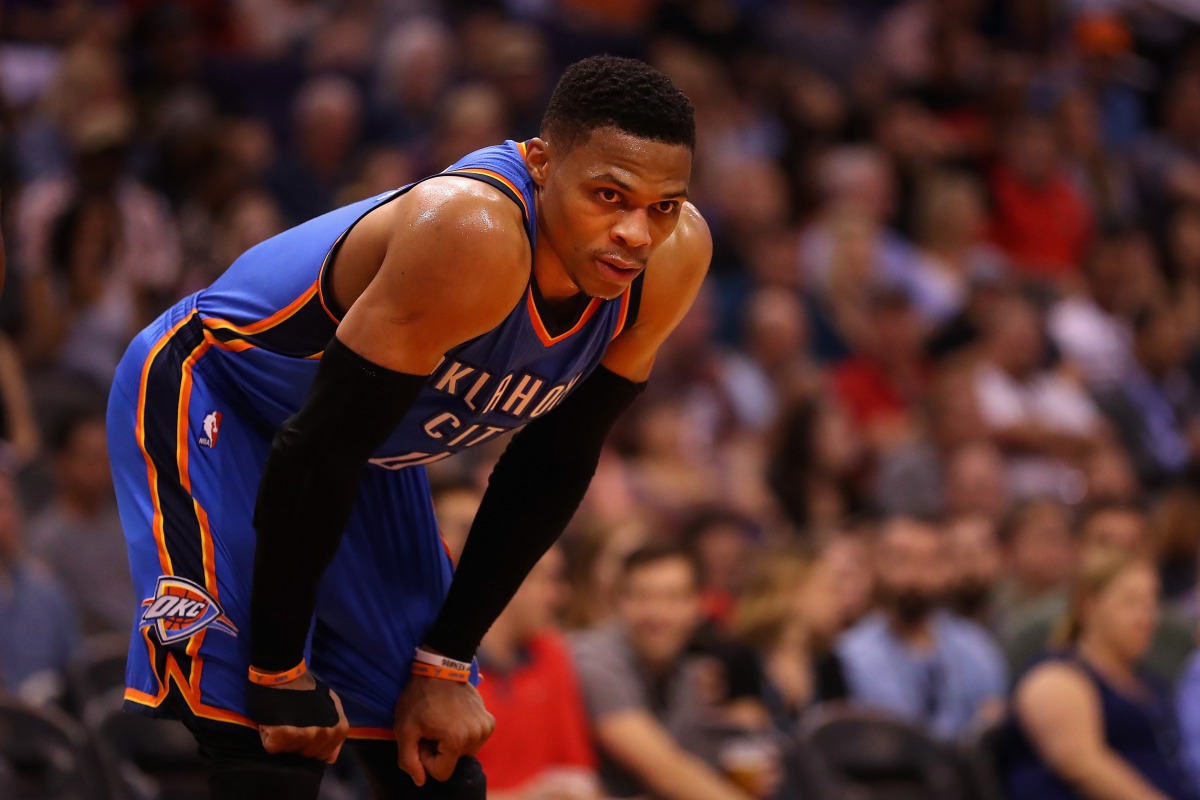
[107, 56, 709, 798]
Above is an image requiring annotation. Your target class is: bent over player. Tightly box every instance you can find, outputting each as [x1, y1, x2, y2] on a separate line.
[107, 56, 710, 798]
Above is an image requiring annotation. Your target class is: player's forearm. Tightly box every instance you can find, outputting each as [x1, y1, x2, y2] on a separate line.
[250, 337, 426, 671]
[422, 366, 643, 661]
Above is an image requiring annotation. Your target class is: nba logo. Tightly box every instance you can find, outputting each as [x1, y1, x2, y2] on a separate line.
[199, 411, 222, 448]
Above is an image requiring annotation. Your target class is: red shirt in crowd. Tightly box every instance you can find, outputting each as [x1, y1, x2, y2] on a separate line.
[476, 632, 598, 791]
[989, 165, 1093, 279]
[831, 358, 914, 427]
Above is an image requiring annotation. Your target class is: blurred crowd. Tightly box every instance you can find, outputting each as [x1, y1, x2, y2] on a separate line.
[6, 0, 1200, 798]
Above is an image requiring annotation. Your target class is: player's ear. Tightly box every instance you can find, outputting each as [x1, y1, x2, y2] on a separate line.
[525, 138, 550, 187]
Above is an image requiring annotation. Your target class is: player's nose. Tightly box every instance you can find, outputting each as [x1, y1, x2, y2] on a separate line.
[610, 209, 651, 249]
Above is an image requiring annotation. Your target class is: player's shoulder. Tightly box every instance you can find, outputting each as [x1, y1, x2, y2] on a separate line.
[378, 174, 532, 298]
[637, 202, 711, 315]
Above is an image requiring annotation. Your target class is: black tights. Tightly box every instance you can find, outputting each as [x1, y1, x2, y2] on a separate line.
[193, 722, 486, 800]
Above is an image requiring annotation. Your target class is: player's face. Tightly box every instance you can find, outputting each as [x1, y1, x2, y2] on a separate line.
[530, 128, 692, 300]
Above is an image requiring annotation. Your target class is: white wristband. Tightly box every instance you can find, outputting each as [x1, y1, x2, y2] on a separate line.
[413, 647, 471, 673]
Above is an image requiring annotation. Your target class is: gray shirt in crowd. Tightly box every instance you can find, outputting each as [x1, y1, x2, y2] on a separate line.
[570, 624, 724, 798]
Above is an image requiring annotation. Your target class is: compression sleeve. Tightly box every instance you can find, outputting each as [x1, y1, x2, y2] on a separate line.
[250, 336, 427, 671]
[422, 365, 644, 661]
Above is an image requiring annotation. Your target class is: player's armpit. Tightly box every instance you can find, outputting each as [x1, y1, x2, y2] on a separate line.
[601, 203, 711, 383]
[334, 178, 532, 375]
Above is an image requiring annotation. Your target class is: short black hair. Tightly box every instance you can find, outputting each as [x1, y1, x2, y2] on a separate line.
[541, 55, 695, 151]
[619, 541, 701, 589]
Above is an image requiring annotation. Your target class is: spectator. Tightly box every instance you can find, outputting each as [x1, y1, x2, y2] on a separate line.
[26, 408, 133, 636]
[267, 75, 364, 224]
[993, 498, 1077, 634]
[836, 516, 1007, 740]
[562, 516, 649, 631]
[973, 294, 1105, 502]
[830, 287, 929, 452]
[15, 102, 182, 363]
[945, 513, 1003, 626]
[430, 476, 484, 563]
[766, 392, 868, 532]
[988, 114, 1094, 281]
[1004, 501, 1195, 681]
[731, 545, 848, 731]
[907, 170, 1008, 325]
[1007, 551, 1197, 800]
[1093, 302, 1200, 490]
[477, 547, 600, 800]
[0, 453, 79, 702]
[571, 543, 756, 800]
[680, 509, 760, 627]
[1047, 228, 1143, 389]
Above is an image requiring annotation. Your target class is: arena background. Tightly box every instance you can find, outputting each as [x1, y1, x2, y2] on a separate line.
[4, 1, 1200, 798]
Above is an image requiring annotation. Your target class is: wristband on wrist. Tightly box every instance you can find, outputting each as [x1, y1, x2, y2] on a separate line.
[248, 659, 308, 686]
[413, 647, 472, 672]
[411, 662, 471, 683]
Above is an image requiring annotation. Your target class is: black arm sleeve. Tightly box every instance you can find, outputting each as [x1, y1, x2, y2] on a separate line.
[422, 365, 644, 661]
[250, 336, 427, 671]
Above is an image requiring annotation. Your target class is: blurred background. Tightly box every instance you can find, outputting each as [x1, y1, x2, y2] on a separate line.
[5, 1, 1200, 799]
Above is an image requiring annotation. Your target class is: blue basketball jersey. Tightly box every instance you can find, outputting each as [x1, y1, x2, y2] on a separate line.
[192, 140, 639, 466]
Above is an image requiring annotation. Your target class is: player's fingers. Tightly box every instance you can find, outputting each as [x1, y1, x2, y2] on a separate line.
[425, 748, 459, 783]
[395, 726, 426, 786]
[260, 724, 302, 754]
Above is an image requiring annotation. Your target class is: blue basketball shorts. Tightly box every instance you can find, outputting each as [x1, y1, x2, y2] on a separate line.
[107, 301, 459, 736]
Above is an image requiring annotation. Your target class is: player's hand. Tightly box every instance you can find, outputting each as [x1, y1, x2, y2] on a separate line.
[255, 671, 350, 764]
[394, 674, 495, 785]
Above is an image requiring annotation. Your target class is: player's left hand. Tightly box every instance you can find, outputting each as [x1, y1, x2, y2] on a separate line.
[393, 675, 495, 786]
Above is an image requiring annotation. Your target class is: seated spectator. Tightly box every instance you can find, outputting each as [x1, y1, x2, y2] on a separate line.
[973, 294, 1105, 502]
[0, 452, 79, 702]
[731, 546, 848, 731]
[1093, 302, 1200, 490]
[477, 547, 600, 800]
[1007, 552, 1197, 800]
[26, 408, 135, 636]
[945, 513, 1003, 626]
[1176, 636, 1200, 792]
[680, 508, 760, 627]
[1003, 501, 1195, 681]
[988, 114, 1094, 282]
[908, 170, 1009, 325]
[562, 516, 649, 631]
[571, 543, 757, 800]
[830, 287, 929, 452]
[15, 102, 181, 351]
[993, 498, 1077, 634]
[766, 392, 868, 533]
[1047, 228, 1142, 390]
[836, 516, 1007, 740]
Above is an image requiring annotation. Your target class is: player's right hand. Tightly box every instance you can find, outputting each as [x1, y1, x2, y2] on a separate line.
[255, 672, 350, 764]
[394, 674, 495, 785]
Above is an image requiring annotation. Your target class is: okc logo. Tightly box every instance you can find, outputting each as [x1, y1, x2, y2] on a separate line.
[140, 576, 238, 645]
[199, 411, 221, 448]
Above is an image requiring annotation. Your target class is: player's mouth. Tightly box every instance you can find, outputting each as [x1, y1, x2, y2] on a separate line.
[594, 256, 643, 283]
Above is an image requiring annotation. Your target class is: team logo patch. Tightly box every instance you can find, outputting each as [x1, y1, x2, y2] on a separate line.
[199, 411, 222, 448]
[140, 576, 238, 644]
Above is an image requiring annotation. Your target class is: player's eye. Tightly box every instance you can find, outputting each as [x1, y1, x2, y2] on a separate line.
[654, 201, 679, 215]
[596, 188, 621, 203]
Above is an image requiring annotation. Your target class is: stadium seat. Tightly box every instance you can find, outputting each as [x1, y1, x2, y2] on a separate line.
[65, 633, 131, 715]
[788, 703, 974, 800]
[0, 695, 112, 800]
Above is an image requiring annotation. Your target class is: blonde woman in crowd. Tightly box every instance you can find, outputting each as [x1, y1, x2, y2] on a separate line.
[1006, 552, 1196, 800]
[731, 546, 848, 731]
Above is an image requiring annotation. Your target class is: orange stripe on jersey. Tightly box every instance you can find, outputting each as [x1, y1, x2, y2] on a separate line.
[516, 140, 529, 158]
[136, 313, 197, 575]
[176, 339, 220, 604]
[348, 727, 396, 741]
[452, 168, 529, 221]
[525, 289, 603, 347]
[202, 279, 321, 337]
[611, 286, 632, 342]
